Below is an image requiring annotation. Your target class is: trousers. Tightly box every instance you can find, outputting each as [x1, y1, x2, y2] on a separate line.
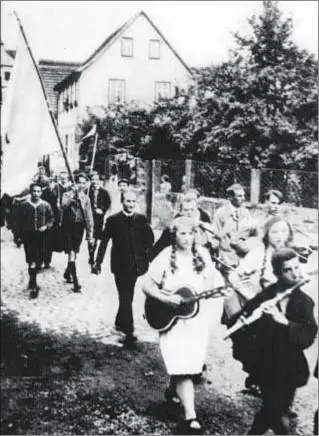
[114, 272, 138, 335]
[248, 384, 295, 435]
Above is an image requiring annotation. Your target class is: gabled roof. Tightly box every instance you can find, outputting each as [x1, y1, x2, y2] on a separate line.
[38, 59, 81, 114]
[54, 11, 192, 92]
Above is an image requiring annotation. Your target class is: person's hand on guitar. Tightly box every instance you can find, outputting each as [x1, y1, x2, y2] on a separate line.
[162, 293, 183, 307]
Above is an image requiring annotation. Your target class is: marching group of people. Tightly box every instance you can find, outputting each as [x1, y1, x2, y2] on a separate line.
[1, 167, 318, 435]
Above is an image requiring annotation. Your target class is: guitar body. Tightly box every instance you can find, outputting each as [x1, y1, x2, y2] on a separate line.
[144, 285, 200, 333]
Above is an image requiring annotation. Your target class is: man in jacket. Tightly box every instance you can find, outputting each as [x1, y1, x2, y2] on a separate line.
[17, 182, 54, 298]
[87, 171, 111, 270]
[93, 190, 154, 345]
[210, 183, 258, 276]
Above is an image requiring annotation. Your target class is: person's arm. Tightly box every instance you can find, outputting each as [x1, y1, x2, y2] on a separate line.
[142, 276, 182, 307]
[286, 294, 318, 349]
[45, 203, 54, 230]
[149, 227, 171, 262]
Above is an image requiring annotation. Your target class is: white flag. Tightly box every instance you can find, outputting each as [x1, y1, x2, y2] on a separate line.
[78, 124, 97, 142]
[1, 27, 62, 197]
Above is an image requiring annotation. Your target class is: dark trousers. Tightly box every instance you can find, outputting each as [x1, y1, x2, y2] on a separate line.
[114, 272, 138, 335]
[248, 385, 295, 435]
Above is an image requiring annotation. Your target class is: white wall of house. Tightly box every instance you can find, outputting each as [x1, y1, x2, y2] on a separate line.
[78, 14, 190, 109]
[57, 12, 191, 170]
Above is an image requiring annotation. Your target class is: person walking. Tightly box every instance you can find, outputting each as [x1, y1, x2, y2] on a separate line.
[61, 173, 94, 292]
[92, 190, 154, 345]
[17, 182, 54, 298]
[87, 171, 111, 271]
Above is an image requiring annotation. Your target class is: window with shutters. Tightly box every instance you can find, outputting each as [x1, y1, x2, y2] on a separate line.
[155, 81, 171, 102]
[108, 79, 126, 104]
[149, 40, 160, 59]
[121, 37, 134, 57]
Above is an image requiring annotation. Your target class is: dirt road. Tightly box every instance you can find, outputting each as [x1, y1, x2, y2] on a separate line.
[1, 228, 318, 434]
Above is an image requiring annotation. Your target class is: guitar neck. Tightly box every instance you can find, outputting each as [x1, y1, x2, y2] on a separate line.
[183, 287, 225, 304]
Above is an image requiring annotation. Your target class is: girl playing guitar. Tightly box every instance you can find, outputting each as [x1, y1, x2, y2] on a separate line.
[143, 216, 225, 435]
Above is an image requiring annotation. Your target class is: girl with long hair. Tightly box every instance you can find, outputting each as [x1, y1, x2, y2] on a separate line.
[143, 216, 224, 434]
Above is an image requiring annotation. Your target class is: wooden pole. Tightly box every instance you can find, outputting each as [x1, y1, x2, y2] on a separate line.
[145, 160, 155, 224]
[185, 159, 193, 191]
[90, 132, 99, 173]
[250, 168, 261, 206]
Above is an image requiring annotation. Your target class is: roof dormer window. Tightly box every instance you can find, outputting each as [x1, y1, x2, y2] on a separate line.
[121, 37, 134, 57]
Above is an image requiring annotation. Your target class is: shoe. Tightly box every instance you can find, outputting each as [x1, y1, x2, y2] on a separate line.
[44, 263, 51, 269]
[63, 268, 73, 283]
[29, 286, 40, 299]
[120, 334, 137, 346]
[73, 284, 82, 293]
[165, 388, 181, 405]
[36, 263, 42, 271]
[184, 419, 203, 435]
[114, 324, 123, 332]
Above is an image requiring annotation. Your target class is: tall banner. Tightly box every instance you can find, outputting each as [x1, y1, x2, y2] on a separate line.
[1, 27, 62, 196]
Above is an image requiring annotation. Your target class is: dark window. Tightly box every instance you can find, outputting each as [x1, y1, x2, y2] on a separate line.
[4, 71, 10, 81]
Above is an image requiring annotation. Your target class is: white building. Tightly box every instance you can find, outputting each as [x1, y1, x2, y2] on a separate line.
[0, 42, 15, 105]
[54, 11, 192, 169]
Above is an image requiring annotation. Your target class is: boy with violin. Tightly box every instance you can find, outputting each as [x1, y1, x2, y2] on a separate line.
[226, 247, 317, 434]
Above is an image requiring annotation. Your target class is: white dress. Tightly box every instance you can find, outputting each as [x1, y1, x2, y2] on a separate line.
[147, 246, 225, 375]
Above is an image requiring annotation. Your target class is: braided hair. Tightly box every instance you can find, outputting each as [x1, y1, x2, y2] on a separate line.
[168, 217, 206, 275]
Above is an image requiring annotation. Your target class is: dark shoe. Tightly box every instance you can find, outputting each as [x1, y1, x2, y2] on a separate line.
[36, 263, 42, 271]
[115, 324, 123, 332]
[44, 263, 51, 269]
[30, 286, 40, 299]
[184, 419, 203, 435]
[120, 334, 137, 346]
[165, 388, 181, 405]
[73, 284, 82, 293]
[63, 271, 73, 283]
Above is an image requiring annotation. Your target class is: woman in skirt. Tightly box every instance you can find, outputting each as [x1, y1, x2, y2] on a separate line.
[143, 216, 225, 434]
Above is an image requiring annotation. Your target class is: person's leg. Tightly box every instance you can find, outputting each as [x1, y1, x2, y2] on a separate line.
[114, 273, 137, 336]
[314, 409, 318, 435]
[69, 252, 81, 292]
[64, 252, 73, 283]
[88, 238, 97, 266]
[24, 233, 40, 298]
[175, 376, 202, 432]
[269, 386, 295, 435]
[43, 229, 53, 268]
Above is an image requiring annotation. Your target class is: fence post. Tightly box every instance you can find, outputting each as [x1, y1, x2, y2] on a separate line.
[145, 160, 156, 224]
[185, 159, 193, 191]
[250, 168, 261, 206]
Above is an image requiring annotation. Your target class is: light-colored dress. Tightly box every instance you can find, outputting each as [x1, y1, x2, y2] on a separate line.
[147, 246, 225, 375]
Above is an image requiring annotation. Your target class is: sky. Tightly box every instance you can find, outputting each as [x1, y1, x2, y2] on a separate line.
[1, 1, 318, 67]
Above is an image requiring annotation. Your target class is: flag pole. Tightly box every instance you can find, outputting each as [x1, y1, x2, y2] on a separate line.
[13, 10, 75, 184]
[90, 131, 99, 173]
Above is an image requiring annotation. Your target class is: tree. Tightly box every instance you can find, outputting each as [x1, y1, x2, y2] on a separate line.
[193, 0, 318, 170]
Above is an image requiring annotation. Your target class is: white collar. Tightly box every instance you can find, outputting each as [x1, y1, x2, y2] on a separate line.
[122, 209, 135, 217]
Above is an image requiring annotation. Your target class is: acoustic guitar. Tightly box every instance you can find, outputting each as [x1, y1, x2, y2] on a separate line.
[144, 284, 228, 333]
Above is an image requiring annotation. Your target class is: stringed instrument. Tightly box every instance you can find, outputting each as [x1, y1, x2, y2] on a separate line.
[144, 284, 229, 332]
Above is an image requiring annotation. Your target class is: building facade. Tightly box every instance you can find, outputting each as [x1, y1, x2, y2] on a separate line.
[0, 42, 15, 105]
[54, 11, 192, 170]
